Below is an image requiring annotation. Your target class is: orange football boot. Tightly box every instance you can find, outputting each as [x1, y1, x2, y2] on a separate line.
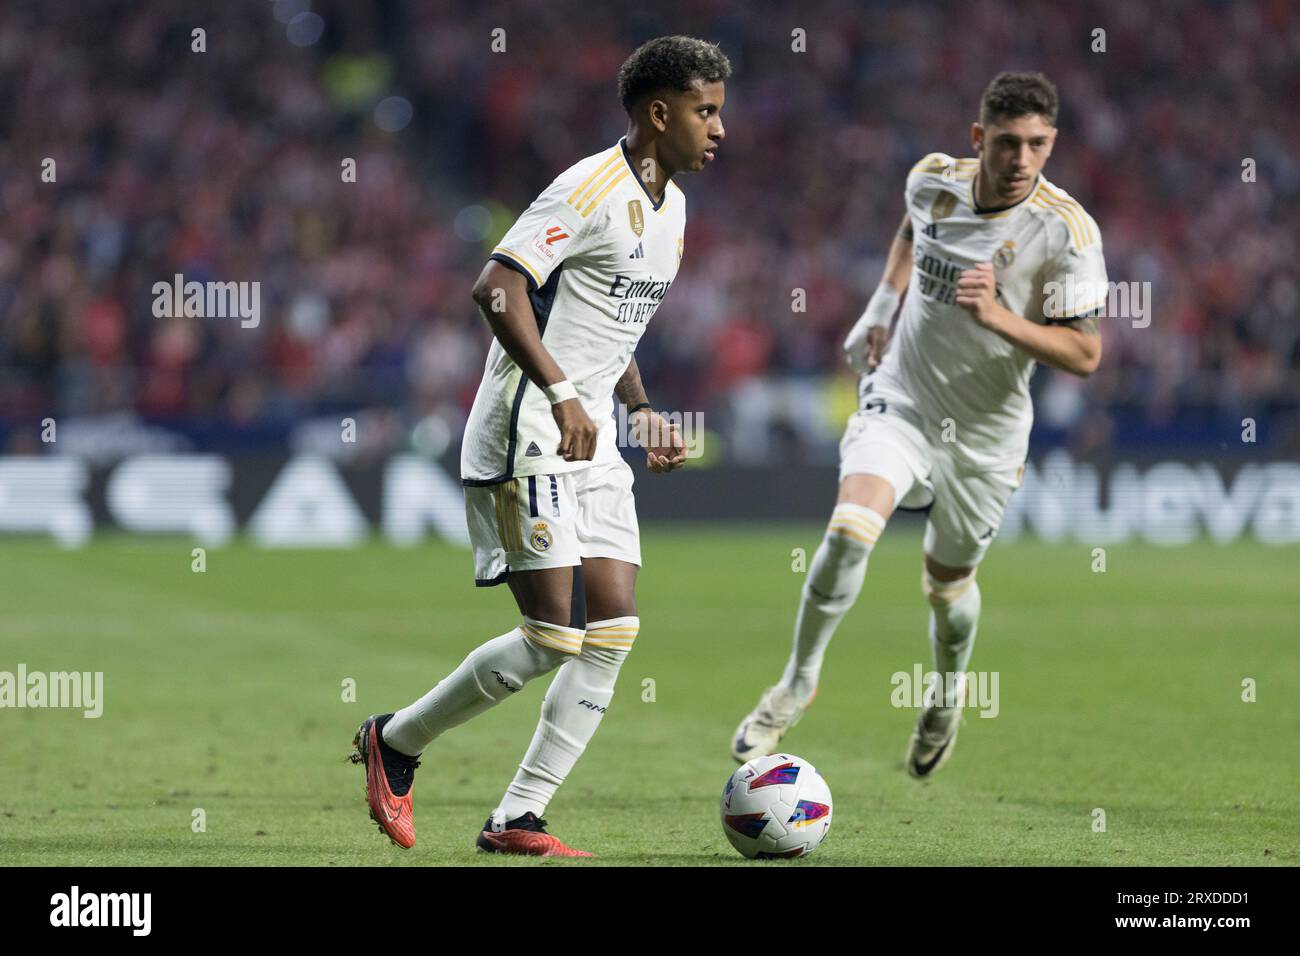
[476, 811, 593, 858]
[349, 714, 420, 849]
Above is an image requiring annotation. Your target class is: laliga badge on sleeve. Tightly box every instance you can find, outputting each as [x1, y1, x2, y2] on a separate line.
[530, 216, 574, 263]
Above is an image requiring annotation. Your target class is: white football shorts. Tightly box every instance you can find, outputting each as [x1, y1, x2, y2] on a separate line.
[464, 452, 641, 586]
[838, 393, 1023, 568]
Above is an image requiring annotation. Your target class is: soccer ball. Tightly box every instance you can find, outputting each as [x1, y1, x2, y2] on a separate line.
[720, 753, 833, 859]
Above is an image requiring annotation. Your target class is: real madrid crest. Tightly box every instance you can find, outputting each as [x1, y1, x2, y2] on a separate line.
[930, 191, 957, 221]
[993, 240, 1016, 269]
[530, 521, 553, 552]
[627, 200, 644, 238]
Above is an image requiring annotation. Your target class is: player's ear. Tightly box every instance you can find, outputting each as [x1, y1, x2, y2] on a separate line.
[971, 122, 984, 153]
[647, 97, 669, 133]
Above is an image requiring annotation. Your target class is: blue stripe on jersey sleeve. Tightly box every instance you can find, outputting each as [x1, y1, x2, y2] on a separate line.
[489, 251, 539, 293]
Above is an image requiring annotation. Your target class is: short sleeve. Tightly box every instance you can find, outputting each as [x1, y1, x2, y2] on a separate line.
[1041, 214, 1108, 322]
[905, 151, 952, 207]
[490, 169, 596, 291]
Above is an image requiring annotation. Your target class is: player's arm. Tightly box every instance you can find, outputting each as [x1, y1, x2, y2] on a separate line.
[844, 211, 913, 373]
[470, 260, 598, 460]
[615, 356, 685, 473]
[955, 263, 1102, 377]
[880, 212, 915, 293]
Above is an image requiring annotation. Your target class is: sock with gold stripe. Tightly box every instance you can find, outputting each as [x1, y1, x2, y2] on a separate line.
[382, 620, 581, 756]
[498, 616, 639, 820]
[923, 571, 980, 705]
[779, 504, 886, 701]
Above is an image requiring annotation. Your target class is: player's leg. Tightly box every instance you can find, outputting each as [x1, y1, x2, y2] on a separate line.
[922, 553, 980, 704]
[905, 554, 980, 779]
[352, 477, 583, 849]
[906, 456, 1021, 778]
[780, 472, 895, 699]
[384, 476, 585, 756]
[487, 559, 637, 845]
[382, 564, 582, 756]
[480, 458, 640, 856]
[731, 408, 930, 762]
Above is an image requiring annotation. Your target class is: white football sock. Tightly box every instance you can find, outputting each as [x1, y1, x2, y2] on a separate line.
[923, 570, 981, 707]
[779, 505, 885, 701]
[498, 616, 638, 820]
[382, 617, 582, 756]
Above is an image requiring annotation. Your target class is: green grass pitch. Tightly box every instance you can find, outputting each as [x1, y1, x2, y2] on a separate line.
[1, 527, 1295, 866]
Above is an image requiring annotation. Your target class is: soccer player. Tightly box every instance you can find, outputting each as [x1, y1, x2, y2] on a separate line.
[731, 72, 1107, 777]
[351, 36, 728, 856]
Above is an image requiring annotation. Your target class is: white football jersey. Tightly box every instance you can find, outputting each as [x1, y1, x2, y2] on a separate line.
[462, 138, 686, 485]
[870, 152, 1108, 470]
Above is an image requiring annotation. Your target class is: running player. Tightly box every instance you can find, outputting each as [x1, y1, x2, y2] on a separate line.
[351, 35, 728, 855]
[731, 72, 1107, 777]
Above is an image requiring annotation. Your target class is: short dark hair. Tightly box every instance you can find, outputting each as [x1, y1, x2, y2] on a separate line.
[980, 71, 1059, 126]
[617, 36, 731, 113]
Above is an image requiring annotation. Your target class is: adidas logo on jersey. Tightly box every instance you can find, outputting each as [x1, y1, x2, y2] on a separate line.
[628, 241, 644, 259]
[525, 441, 542, 457]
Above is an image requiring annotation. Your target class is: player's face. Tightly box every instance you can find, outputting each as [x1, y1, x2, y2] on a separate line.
[663, 79, 726, 172]
[972, 114, 1057, 204]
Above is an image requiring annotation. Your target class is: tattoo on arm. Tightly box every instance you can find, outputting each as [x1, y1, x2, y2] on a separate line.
[899, 220, 914, 242]
[615, 356, 649, 408]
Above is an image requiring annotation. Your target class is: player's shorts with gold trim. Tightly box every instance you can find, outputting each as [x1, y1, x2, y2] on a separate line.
[838, 388, 1024, 568]
[464, 452, 641, 586]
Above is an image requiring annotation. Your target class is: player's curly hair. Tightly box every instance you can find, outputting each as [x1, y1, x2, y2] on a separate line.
[617, 36, 731, 113]
[980, 71, 1059, 126]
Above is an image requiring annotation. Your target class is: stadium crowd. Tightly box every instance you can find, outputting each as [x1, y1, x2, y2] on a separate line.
[2, 0, 1297, 460]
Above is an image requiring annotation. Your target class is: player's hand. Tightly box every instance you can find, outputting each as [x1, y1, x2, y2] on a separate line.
[846, 326, 891, 375]
[863, 327, 890, 371]
[956, 262, 999, 327]
[553, 398, 598, 462]
[631, 409, 686, 473]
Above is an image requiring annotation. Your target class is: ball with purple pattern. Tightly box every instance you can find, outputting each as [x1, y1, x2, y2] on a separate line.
[720, 753, 833, 859]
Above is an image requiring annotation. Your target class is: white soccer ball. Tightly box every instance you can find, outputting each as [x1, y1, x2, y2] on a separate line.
[720, 753, 833, 859]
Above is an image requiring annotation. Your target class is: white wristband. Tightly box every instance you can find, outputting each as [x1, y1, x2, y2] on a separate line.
[543, 380, 578, 404]
[856, 282, 901, 336]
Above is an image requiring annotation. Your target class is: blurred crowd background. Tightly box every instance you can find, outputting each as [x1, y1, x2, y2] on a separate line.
[2, 0, 1297, 464]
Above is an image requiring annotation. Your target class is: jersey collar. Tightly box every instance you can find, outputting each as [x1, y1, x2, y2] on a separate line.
[619, 137, 668, 212]
[970, 171, 1041, 216]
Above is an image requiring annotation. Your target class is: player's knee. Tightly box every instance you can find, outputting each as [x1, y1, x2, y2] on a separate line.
[837, 474, 896, 517]
[512, 566, 586, 631]
[821, 528, 871, 566]
[580, 616, 638, 665]
[520, 616, 584, 660]
[823, 503, 888, 556]
[465, 620, 580, 701]
[921, 565, 978, 608]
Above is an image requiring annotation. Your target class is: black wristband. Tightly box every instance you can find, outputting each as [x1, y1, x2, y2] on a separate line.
[627, 402, 652, 414]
